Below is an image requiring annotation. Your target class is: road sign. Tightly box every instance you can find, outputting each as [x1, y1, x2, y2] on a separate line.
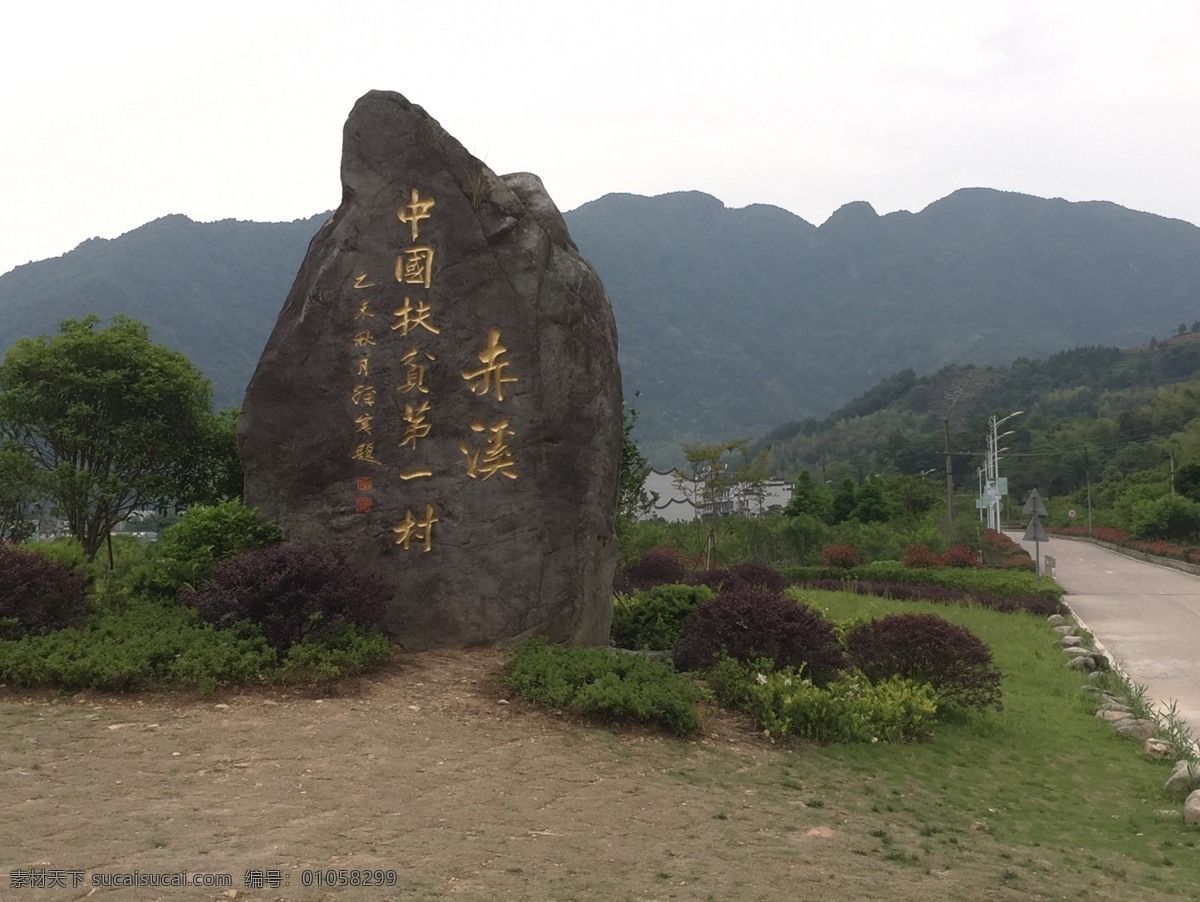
[1068, 509, 1077, 519]
[1023, 517, 1049, 542]
[1023, 489, 1048, 518]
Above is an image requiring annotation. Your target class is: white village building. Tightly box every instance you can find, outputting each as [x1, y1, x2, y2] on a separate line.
[638, 468, 793, 523]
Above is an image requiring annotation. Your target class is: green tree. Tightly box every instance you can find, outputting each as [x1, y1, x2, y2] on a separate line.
[782, 470, 833, 524]
[0, 316, 217, 562]
[178, 407, 244, 505]
[830, 477, 858, 524]
[1175, 460, 1200, 503]
[0, 444, 42, 542]
[617, 396, 654, 523]
[849, 475, 900, 524]
[674, 438, 768, 568]
[1128, 493, 1200, 541]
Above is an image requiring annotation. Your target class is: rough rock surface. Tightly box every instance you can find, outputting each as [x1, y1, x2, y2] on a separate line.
[1164, 760, 1200, 796]
[1115, 719, 1158, 740]
[239, 90, 622, 648]
[1143, 737, 1172, 758]
[1185, 789, 1200, 825]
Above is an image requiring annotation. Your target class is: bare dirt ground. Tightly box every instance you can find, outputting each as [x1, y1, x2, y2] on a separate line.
[0, 650, 1168, 901]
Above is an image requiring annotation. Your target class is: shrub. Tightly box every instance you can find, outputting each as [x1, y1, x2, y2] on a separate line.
[673, 588, 847, 684]
[801, 578, 1059, 616]
[183, 545, 389, 651]
[941, 543, 981, 569]
[611, 583, 714, 651]
[901, 544, 943, 569]
[622, 545, 689, 590]
[707, 656, 936, 743]
[981, 529, 1034, 570]
[0, 546, 88, 639]
[819, 544, 861, 569]
[275, 626, 393, 683]
[0, 597, 277, 692]
[844, 613, 1003, 712]
[1128, 494, 1200, 542]
[149, 501, 282, 598]
[505, 638, 701, 735]
[24, 538, 91, 572]
[726, 561, 788, 593]
[685, 568, 730, 591]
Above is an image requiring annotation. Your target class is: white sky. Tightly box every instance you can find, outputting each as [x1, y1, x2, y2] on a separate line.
[2, 0, 1199, 277]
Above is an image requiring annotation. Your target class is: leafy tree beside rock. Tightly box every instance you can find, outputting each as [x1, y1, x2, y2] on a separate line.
[0, 316, 220, 561]
[0, 444, 42, 542]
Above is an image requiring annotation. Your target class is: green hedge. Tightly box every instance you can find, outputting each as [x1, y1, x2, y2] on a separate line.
[506, 638, 701, 735]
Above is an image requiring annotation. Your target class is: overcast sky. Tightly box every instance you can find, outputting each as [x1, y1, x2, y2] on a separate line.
[2, 1, 1198, 278]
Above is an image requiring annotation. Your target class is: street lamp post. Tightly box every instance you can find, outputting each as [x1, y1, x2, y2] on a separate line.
[986, 411, 1023, 531]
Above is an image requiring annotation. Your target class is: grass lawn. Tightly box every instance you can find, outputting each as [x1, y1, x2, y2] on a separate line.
[720, 587, 1199, 895]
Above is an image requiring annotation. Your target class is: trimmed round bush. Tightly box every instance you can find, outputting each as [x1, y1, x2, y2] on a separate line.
[941, 543, 981, 569]
[0, 546, 88, 638]
[685, 568, 730, 591]
[901, 544, 943, 569]
[611, 583, 714, 651]
[844, 613, 1003, 711]
[182, 545, 389, 651]
[726, 561, 788, 593]
[674, 588, 847, 684]
[819, 544, 862, 569]
[622, 545, 688, 589]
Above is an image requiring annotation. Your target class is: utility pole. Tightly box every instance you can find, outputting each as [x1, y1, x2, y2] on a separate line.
[943, 418, 954, 534]
[1084, 447, 1093, 537]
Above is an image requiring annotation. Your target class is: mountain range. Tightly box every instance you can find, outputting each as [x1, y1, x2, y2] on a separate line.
[3, 188, 1200, 466]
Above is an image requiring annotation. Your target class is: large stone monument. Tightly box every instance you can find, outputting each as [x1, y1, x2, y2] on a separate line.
[238, 91, 622, 648]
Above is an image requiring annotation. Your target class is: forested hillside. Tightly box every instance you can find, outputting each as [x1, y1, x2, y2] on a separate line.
[759, 340, 1200, 503]
[0, 214, 327, 410]
[568, 189, 1200, 463]
[4, 188, 1200, 465]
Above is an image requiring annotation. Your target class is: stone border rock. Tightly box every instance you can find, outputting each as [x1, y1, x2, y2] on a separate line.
[1047, 608, 1200, 824]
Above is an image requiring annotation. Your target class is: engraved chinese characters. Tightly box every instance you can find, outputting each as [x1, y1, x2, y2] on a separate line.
[344, 188, 523, 549]
[240, 90, 621, 649]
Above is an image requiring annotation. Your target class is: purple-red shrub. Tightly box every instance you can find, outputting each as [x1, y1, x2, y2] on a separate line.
[819, 544, 862, 569]
[844, 613, 1003, 711]
[673, 588, 847, 684]
[980, 529, 1035, 570]
[901, 544, 943, 569]
[1129, 539, 1186, 559]
[686, 568, 730, 591]
[0, 546, 88, 638]
[726, 561, 789, 593]
[183, 545, 389, 651]
[941, 543, 981, 569]
[622, 546, 688, 589]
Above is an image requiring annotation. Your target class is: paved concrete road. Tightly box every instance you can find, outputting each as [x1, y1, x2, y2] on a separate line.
[1011, 533, 1200, 737]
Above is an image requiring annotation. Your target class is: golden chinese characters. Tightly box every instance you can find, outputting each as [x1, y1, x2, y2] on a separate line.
[390, 297, 440, 337]
[462, 329, 518, 401]
[392, 505, 438, 552]
[460, 419, 518, 480]
[397, 189, 436, 242]
[395, 246, 435, 289]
